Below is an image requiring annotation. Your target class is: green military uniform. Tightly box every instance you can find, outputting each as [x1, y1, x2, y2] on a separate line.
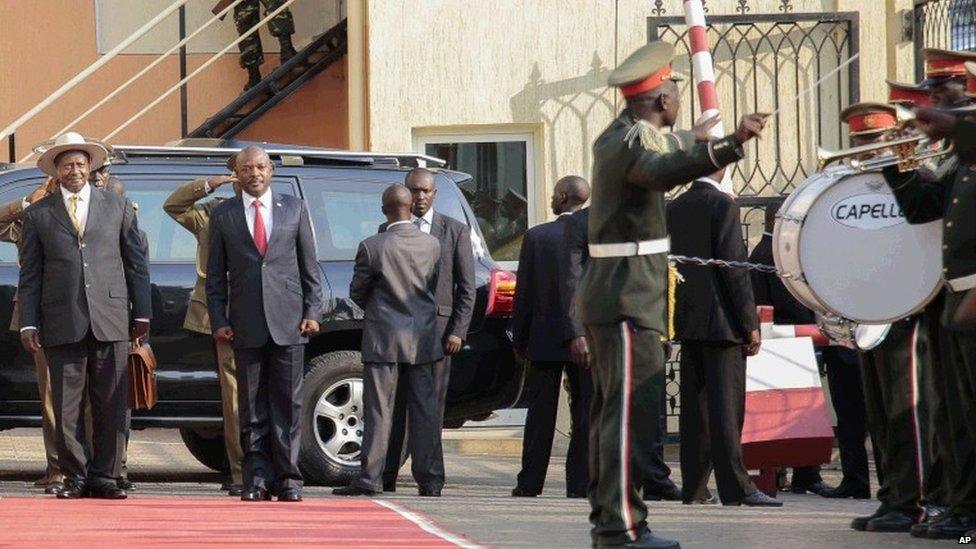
[576, 42, 745, 546]
[163, 179, 243, 486]
[234, 0, 295, 69]
[883, 119, 976, 535]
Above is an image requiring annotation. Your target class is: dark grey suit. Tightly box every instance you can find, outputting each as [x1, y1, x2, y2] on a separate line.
[18, 186, 151, 489]
[381, 211, 475, 486]
[206, 192, 323, 493]
[512, 215, 592, 496]
[350, 222, 444, 492]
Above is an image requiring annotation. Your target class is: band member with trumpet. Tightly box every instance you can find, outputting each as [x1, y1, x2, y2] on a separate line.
[881, 95, 976, 539]
[576, 40, 768, 548]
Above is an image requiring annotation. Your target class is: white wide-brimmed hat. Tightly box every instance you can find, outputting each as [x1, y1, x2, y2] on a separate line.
[36, 132, 108, 177]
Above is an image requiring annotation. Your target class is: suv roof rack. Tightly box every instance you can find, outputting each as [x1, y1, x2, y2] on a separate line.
[114, 144, 447, 168]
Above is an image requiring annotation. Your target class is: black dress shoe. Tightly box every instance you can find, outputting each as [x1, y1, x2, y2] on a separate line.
[596, 528, 681, 548]
[791, 480, 832, 496]
[911, 505, 949, 538]
[851, 506, 887, 531]
[511, 487, 539, 497]
[56, 482, 87, 499]
[90, 484, 127, 500]
[643, 484, 682, 502]
[241, 488, 271, 502]
[226, 484, 244, 497]
[820, 481, 870, 499]
[332, 485, 380, 496]
[278, 490, 302, 502]
[927, 514, 976, 540]
[418, 487, 441, 497]
[866, 511, 916, 532]
[729, 491, 782, 507]
[117, 477, 136, 491]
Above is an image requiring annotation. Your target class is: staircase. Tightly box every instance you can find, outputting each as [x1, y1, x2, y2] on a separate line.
[189, 18, 347, 139]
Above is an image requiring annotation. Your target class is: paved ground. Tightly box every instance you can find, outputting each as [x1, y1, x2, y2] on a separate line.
[0, 428, 945, 548]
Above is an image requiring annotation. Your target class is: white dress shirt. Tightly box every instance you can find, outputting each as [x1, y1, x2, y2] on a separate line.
[387, 220, 413, 230]
[242, 186, 274, 238]
[695, 177, 724, 191]
[411, 208, 434, 234]
[62, 182, 92, 233]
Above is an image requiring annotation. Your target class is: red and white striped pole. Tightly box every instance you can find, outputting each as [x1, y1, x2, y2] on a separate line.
[682, 0, 734, 194]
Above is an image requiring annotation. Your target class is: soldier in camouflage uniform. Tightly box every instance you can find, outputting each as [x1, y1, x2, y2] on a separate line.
[234, 0, 297, 90]
[577, 41, 768, 548]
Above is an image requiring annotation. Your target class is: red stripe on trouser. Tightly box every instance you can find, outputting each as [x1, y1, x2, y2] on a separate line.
[619, 322, 636, 541]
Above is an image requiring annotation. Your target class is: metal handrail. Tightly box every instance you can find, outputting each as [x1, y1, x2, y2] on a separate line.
[50, 0, 247, 142]
[114, 145, 448, 168]
[101, 0, 301, 143]
[0, 0, 190, 142]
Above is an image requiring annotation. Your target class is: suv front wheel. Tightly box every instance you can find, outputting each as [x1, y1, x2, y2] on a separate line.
[299, 350, 367, 486]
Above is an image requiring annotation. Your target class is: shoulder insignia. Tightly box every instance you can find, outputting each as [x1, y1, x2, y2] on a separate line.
[624, 119, 668, 154]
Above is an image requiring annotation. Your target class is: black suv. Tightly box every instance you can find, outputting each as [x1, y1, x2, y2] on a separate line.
[0, 142, 522, 485]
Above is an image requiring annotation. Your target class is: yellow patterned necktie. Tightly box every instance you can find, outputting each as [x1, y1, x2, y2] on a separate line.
[68, 195, 83, 234]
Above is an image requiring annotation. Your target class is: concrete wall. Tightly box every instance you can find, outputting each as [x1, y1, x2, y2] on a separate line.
[360, 0, 916, 226]
[0, 0, 348, 161]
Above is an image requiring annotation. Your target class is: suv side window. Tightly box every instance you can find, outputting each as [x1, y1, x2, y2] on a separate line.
[0, 177, 47, 264]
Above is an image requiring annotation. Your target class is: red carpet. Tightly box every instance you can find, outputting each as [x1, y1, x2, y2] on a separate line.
[0, 497, 482, 548]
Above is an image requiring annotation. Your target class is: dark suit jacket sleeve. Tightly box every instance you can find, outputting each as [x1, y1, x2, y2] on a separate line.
[349, 241, 373, 310]
[121, 200, 152, 321]
[626, 135, 743, 192]
[560, 214, 586, 341]
[17, 210, 42, 330]
[205, 212, 231, 331]
[297, 201, 323, 320]
[510, 229, 535, 351]
[883, 165, 946, 224]
[447, 224, 476, 340]
[713, 198, 758, 335]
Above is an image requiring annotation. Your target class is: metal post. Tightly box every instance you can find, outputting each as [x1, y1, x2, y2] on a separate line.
[179, 5, 188, 137]
[7, 134, 14, 163]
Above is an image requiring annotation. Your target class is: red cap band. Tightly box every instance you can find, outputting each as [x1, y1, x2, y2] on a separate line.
[620, 65, 673, 97]
[927, 58, 967, 77]
[847, 112, 897, 134]
[888, 86, 933, 108]
[968, 74, 976, 97]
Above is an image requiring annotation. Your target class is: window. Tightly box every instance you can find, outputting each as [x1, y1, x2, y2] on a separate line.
[415, 132, 535, 263]
[951, 0, 976, 50]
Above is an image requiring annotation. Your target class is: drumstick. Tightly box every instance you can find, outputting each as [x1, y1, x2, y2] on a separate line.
[767, 53, 860, 118]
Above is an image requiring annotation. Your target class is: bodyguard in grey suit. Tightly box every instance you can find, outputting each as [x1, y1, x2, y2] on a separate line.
[206, 146, 323, 503]
[334, 184, 444, 497]
[18, 134, 150, 500]
[382, 167, 475, 490]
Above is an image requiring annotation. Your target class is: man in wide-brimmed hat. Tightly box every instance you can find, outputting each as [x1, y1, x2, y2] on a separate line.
[18, 132, 151, 500]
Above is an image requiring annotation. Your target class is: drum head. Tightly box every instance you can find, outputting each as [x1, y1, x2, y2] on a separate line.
[796, 171, 943, 323]
[854, 324, 891, 351]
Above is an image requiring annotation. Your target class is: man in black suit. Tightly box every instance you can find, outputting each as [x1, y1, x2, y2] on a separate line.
[334, 184, 444, 496]
[18, 132, 151, 500]
[207, 146, 323, 503]
[510, 176, 591, 498]
[382, 167, 476, 491]
[748, 203, 832, 497]
[667, 169, 780, 507]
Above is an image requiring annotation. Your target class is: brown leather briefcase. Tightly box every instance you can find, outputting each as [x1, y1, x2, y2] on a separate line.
[128, 339, 158, 410]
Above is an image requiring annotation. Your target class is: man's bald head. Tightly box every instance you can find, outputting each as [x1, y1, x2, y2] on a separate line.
[551, 175, 590, 215]
[234, 145, 273, 197]
[405, 167, 437, 217]
[382, 184, 414, 222]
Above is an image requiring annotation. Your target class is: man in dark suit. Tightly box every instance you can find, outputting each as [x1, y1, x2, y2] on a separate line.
[381, 167, 475, 491]
[510, 176, 592, 498]
[18, 132, 151, 500]
[667, 168, 780, 507]
[206, 145, 323, 503]
[334, 184, 444, 497]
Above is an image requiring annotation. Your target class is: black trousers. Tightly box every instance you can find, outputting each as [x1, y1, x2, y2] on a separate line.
[45, 333, 128, 489]
[678, 340, 755, 504]
[942, 325, 976, 518]
[515, 360, 592, 495]
[357, 362, 443, 492]
[383, 355, 449, 486]
[859, 319, 925, 515]
[235, 341, 304, 493]
[822, 346, 870, 489]
[643, 378, 677, 495]
[585, 321, 668, 544]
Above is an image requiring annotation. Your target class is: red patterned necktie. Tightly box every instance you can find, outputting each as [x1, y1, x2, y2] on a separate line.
[252, 199, 267, 255]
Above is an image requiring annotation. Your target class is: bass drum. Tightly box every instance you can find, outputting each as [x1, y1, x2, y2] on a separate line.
[773, 167, 943, 324]
[815, 313, 891, 351]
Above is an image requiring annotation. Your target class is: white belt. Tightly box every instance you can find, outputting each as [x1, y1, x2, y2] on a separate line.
[589, 237, 670, 258]
[946, 273, 976, 292]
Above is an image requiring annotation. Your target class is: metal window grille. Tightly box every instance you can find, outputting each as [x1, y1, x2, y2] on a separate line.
[914, 0, 976, 79]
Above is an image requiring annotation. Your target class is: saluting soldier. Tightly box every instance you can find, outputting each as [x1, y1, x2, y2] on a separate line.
[576, 41, 767, 549]
[881, 89, 976, 540]
[163, 165, 245, 497]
